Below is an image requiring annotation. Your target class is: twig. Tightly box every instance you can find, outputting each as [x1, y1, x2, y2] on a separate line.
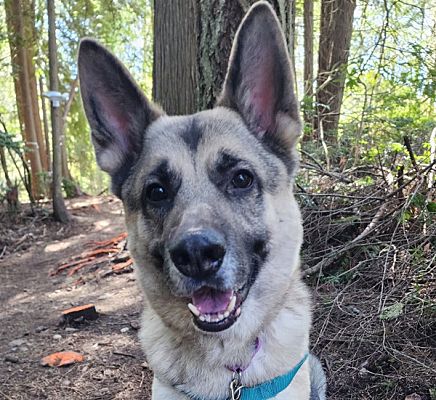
[300, 162, 352, 183]
[113, 351, 136, 359]
[303, 201, 390, 276]
[403, 135, 419, 173]
[388, 348, 435, 372]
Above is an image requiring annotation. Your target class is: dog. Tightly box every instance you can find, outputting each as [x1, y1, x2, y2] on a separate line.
[78, 2, 326, 399]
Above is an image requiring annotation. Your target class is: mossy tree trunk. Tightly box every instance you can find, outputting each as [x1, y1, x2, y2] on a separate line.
[153, 0, 297, 114]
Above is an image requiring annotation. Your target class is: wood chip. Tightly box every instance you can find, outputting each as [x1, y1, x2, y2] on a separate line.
[62, 304, 99, 323]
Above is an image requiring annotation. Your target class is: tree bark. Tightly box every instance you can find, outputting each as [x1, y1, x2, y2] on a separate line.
[60, 77, 83, 197]
[153, 0, 199, 115]
[197, 0, 244, 110]
[39, 76, 51, 172]
[153, 0, 297, 114]
[303, 0, 314, 131]
[0, 146, 13, 188]
[23, 0, 48, 171]
[60, 77, 78, 182]
[47, 0, 71, 222]
[316, 0, 356, 143]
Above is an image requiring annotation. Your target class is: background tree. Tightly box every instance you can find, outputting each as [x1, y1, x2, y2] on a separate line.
[153, 0, 198, 115]
[47, 0, 70, 222]
[4, 0, 48, 198]
[303, 0, 314, 132]
[153, 0, 297, 114]
[315, 0, 356, 144]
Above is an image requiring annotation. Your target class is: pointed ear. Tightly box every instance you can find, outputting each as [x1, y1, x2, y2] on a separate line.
[78, 38, 163, 197]
[217, 2, 301, 153]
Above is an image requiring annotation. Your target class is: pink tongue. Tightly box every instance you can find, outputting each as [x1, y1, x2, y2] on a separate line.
[192, 288, 233, 314]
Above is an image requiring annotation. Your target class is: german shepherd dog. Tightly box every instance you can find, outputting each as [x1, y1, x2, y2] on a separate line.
[79, 2, 326, 399]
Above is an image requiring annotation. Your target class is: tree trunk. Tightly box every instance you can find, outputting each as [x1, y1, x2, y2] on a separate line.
[153, 0, 297, 114]
[197, 0, 245, 110]
[303, 0, 314, 132]
[47, 0, 71, 222]
[39, 76, 51, 172]
[4, 0, 45, 199]
[153, 0, 199, 115]
[0, 146, 12, 188]
[23, 0, 48, 171]
[60, 77, 83, 197]
[316, 0, 356, 143]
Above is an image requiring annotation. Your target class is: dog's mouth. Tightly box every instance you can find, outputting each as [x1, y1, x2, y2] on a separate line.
[187, 287, 245, 332]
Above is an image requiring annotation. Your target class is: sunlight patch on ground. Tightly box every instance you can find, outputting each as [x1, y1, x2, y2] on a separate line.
[94, 219, 112, 230]
[44, 234, 87, 253]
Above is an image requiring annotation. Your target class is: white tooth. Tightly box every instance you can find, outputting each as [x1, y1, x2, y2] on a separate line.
[199, 315, 206, 322]
[227, 295, 237, 313]
[218, 313, 224, 321]
[235, 307, 241, 317]
[224, 311, 230, 318]
[188, 303, 200, 317]
[205, 314, 211, 322]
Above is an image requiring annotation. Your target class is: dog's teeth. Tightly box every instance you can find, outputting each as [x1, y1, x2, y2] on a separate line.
[199, 315, 206, 322]
[218, 313, 224, 321]
[235, 307, 241, 317]
[205, 314, 211, 322]
[188, 303, 200, 317]
[223, 311, 230, 318]
[227, 295, 237, 313]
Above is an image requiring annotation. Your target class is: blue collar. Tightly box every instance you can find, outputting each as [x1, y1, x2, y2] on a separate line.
[238, 353, 308, 400]
[190, 353, 308, 400]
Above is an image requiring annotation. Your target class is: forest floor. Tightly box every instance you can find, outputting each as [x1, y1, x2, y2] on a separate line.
[0, 196, 152, 400]
[0, 195, 434, 400]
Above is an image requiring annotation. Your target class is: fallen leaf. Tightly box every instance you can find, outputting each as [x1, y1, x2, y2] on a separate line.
[41, 351, 84, 367]
[380, 302, 404, 321]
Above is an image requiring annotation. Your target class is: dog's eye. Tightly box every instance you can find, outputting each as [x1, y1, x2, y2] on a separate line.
[231, 170, 253, 189]
[145, 183, 169, 203]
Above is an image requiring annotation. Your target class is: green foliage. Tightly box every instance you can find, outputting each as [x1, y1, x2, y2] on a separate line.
[338, 0, 435, 169]
[1, 0, 434, 197]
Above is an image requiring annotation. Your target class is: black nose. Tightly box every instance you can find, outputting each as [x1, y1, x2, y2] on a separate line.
[169, 230, 226, 279]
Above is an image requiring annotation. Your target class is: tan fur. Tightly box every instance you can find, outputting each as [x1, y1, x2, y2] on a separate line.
[78, 2, 326, 399]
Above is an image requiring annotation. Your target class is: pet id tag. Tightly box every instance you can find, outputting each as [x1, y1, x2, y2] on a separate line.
[229, 371, 244, 400]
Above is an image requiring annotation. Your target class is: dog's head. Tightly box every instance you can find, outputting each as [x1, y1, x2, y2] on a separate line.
[79, 2, 303, 337]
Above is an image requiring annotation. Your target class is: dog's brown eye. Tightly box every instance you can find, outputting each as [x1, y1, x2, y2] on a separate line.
[231, 170, 253, 189]
[145, 183, 168, 203]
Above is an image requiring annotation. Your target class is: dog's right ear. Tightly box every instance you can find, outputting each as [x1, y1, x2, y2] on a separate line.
[217, 2, 301, 157]
[78, 39, 162, 197]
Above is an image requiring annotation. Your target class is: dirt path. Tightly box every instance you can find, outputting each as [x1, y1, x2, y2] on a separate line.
[0, 197, 152, 400]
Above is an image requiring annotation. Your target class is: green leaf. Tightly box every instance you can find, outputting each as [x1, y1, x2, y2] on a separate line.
[427, 202, 436, 213]
[380, 302, 404, 321]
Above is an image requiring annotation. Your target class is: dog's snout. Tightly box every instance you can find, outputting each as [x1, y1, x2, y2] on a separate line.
[169, 231, 225, 279]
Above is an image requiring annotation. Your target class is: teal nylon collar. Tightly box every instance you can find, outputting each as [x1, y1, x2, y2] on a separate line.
[190, 353, 308, 400]
[238, 353, 308, 400]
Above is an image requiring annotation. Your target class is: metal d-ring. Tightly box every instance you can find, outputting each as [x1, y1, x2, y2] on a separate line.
[229, 370, 244, 400]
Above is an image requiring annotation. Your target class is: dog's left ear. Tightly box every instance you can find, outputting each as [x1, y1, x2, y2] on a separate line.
[217, 1, 301, 151]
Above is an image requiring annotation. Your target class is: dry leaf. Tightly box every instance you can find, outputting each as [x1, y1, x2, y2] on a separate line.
[41, 351, 84, 367]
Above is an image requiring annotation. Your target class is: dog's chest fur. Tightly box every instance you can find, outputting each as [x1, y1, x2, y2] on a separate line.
[138, 270, 312, 399]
